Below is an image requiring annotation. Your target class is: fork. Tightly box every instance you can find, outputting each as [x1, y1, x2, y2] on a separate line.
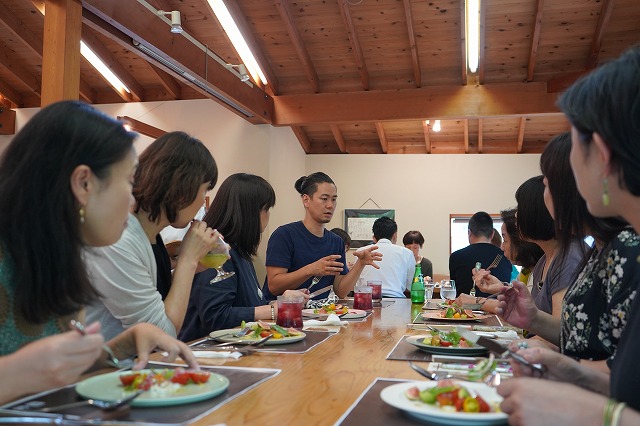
[409, 362, 452, 381]
[309, 274, 322, 291]
[470, 255, 503, 297]
[487, 254, 503, 270]
[70, 320, 121, 369]
[39, 389, 144, 412]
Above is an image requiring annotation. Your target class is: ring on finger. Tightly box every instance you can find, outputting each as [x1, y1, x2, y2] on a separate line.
[517, 341, 528, 349]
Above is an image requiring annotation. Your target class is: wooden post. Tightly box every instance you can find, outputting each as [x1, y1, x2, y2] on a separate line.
[41, 0, 82, 106]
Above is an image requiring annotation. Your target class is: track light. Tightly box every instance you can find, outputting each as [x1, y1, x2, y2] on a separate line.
[226, 63, 250, 82]
[157, 10, 183, 34]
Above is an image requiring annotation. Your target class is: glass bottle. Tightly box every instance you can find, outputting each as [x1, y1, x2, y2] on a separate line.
[410, 265, 425, 303]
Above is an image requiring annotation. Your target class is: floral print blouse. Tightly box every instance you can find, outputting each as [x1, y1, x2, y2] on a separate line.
[560, 229, 640, 361]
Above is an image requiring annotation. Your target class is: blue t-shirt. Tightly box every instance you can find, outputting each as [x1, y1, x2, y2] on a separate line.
[263, 221, 347, 301]
[179, 245, 264, 341]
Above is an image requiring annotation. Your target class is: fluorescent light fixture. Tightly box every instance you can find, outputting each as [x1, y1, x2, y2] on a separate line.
[207, 0, 268, 85]
[80, 41, 131, 94]
[466, 0, 480, 73]
[432, 120, 442, 132]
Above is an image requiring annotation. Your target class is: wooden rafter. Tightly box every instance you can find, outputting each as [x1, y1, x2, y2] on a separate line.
[478, 118, 483, 153]
[375, 122, 388, 153]
[527, 0, 545, 82]
[0, 40, 41, 96]
[339, 0, 369, 91]
[422, 120, 431, 153]
[463, 119, 469, 153]
[547, 70, 587, 93]
[586, 0, 615, 69]
[402, 0, 420, 88]
[273, 0, 319, 93]
[291, 126, 311, 153]
[117, 116, 166, 139]
[219, 0, 280, 95]
[517, 116, 526, 153]
[0, 79, 23, 107]
[81, 25, 141, 102]
[148, 63, 181, 100]
[330, 124, 347, 153]
[274, 82, 560, 125]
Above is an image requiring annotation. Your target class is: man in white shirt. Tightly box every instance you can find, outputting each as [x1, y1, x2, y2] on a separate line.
[357, 217, 415, 298]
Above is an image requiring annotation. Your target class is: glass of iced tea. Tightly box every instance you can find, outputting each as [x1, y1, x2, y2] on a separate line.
[276, 295, 304, 329]
[353, 285, 373, 311]
[201, 235, 234, 284]
[367, 280, 382, 302]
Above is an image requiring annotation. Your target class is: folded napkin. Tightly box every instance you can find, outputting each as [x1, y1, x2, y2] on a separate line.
[476, 330, 519, 339]
[191, 350, 243, 359]
[303, 313, 348, 328]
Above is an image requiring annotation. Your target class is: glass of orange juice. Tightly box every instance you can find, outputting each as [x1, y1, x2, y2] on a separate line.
[201, 235, 234, 283]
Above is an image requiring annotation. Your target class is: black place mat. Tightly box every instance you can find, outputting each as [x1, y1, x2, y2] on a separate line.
[3, 362, 280, 425]
[193, 330, 338, 354]
[386, 335, 434, 362]
[335, 378, 418, 426]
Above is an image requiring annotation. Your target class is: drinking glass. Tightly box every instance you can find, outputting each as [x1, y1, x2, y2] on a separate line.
[201, 235, 235, 284]
[367, 280, 382, 302]
[353, 285, 373, 311]
[276, 295, 304, 329]
[424, 277, 435, 300]
[439, 279, 457, 301]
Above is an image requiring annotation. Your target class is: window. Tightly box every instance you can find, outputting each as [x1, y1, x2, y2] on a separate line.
[449, 214, 503, 254]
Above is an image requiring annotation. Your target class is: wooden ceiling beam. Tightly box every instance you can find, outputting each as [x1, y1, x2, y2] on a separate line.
[517, 116, 526, 153]
[339, 0, 369, 91]
[422, 120, 431, 153]
[0, 41, 41, 96]
[478, 118, 483, 153]
[220, 0, 280, 95]
[402, 0, 420, 88]
[81, 25, 141, 102]
[586, 0, 615, 69]
[463, 119, 469, 153]
[275, 82, 561, 125]
[148, 63, 181, 100]
[526, 0, 545, 82]
[330, 124, 347, 153]
[375, 122, 388, 153]
[118, 115, 166, 139]
[0, 79, 23, 107]
[273, 0, 320, 93]
[83, 0, 273, 124]
[291, 126, 311, 153]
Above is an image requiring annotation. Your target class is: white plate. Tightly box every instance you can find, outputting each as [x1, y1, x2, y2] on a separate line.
[422, 311, 491, 322]
[380, 381, 507, 425]
[209, 324, 306, 345]
[76, 369, 229, 407]
[302, 308, 367, 319]
[406, 335, 488, 356]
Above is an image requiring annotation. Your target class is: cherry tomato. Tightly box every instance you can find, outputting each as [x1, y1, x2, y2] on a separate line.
[436, 391, 456, 407]
[189, 371, 211, 384]
[171, 371, 191, 385]
[477, 395, 490, 412]
[119, 373, 140, 386]
[439, 340, 452, 347]
[260, 331, 272, 338]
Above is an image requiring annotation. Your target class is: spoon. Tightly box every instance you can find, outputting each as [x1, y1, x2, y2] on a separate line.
[39, 389, 144, 412]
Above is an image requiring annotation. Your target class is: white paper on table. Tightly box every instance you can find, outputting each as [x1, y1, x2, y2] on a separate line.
[303, 313, 348, 328]
[476, 330, 519, 339]
[164, 350, 243, 359]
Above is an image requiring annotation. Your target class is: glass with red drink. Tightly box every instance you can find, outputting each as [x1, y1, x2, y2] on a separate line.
[353, 285, 373, 311]
[367, 280, 382, 301]
[276, 295, 304, 329]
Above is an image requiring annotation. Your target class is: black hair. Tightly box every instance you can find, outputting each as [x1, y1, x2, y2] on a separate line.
[372, 216, 397, 240]
[501, 208, 544, 269]
[204, 173, 275, 260]
[468, 211, 494, 239]
[133, 131, 217, 223]
[557, 45, 640, 196]
[403, 230, 425, 247]
[294, 172, 335, 196]
[330, 228, 351, 249]
[0, 101, 136, 323]
[516, 176, 556, 241]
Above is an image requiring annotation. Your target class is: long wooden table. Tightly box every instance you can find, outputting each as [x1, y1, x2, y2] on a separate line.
[188, 299, 470, 425]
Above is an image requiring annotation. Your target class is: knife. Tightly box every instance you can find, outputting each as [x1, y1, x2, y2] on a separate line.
[309, 284, 333, 298]
[457, 328, 546, 374]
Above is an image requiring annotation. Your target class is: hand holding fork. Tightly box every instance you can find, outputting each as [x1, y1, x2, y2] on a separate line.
[470, 254, 503, 297]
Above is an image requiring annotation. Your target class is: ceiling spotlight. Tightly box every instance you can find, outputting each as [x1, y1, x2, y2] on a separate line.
[226, 63, 250, 82]
[157, 10, 183, 34]
[432, 120, 442, 132]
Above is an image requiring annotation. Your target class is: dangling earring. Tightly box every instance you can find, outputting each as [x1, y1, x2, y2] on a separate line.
[602, 177, 610, 207]
[79, 207, 85, 224]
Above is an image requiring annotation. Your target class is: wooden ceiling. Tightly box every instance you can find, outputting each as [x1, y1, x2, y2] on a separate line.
[0, 0, 638, 154]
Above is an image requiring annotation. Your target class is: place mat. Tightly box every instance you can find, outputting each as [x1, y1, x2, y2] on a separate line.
[3, 362, 280, 425]
[386, 335, 434, 362]
[191, 330, 337, 354]
[412, 312, 503, 327]
[335, 378, 417, 426]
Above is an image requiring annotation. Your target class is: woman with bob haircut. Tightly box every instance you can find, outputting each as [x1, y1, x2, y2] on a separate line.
[500, 208, 543, 287]
[496, 46, 640, 426]
[86, 131, 219, 340]
[179, 173, 309, 339]
[0, 101, 197, 405]
[402, 230, 433, 279]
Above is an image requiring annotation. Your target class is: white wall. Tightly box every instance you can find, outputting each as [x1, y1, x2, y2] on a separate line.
[0, 99, 541, 279]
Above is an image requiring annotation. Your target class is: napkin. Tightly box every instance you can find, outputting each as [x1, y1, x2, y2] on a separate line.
[476, 330, 519, 339]
[191, 350, 243, 359]
[303, 313, 348, 328]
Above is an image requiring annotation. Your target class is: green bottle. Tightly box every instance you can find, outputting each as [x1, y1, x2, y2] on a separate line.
[411, 264, 425, 303]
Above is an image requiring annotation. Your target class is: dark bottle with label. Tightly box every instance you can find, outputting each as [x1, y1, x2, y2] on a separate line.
[410, 265, 425, 303]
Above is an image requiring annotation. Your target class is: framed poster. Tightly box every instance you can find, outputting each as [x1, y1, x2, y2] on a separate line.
[344, 209, 395, 248]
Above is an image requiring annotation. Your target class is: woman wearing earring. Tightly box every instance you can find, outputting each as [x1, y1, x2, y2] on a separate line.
[179, 173, 309, 339]
[85, 131, 219, 340]
[0, 101, 197, 405]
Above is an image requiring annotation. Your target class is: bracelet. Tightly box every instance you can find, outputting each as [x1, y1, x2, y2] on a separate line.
[611, 402, 626, 426]
[603, 399, 617, 426]
[270, 304, 275, 321]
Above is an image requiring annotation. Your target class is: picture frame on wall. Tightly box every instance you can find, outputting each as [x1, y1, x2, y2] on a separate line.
[344, 209, 395, 248]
